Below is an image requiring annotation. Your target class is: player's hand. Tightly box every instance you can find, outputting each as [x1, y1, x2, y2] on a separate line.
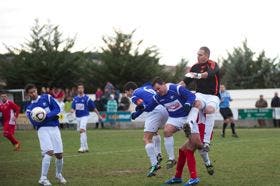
[184, 103, 191, 114]
[136, 103, 146, 111]
[131, 112, 138, 120]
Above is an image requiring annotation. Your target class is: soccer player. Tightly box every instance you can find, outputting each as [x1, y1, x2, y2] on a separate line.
[133, 78, 196, 170]
[25, 84, 66, 186]
[220, 84, 238, 137]
[0, 90, 20, 151]
[71, 83, 102, 153]
[174, 46, 220, 185]
[124, 82, 168, 177]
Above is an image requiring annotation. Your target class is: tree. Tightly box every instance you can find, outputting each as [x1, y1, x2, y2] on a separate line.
[97, 30, 166, 90]
[220, 40, 279, 89]
[0, 19, 86, 89]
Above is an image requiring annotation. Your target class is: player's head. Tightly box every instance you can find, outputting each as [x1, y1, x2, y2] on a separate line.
[76, 83, 84, 95]
[24, 83, 38, 100]
[152, 77, 167, 96]
[0, 90, 9, 103]
[123, 81, 138, 98]
[197, 46, 210, 64]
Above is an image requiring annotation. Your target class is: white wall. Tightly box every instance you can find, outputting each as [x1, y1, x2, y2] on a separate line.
[227, 88, 280, 109]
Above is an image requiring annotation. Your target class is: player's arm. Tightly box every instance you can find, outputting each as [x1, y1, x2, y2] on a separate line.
[183, 66, 196, 86]
[46, 96, 60, 120]
[25, 109, 40, 127]
[70, 98, 75, 113]
[11, 101, 20, 118]
[205, 62, 219, 78]
[178, 86, 196, 113]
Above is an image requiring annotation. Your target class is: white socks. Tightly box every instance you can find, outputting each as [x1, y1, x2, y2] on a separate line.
[187, 107, 199, 124]
[41, 154, 52, 179]
[55, 158, 63, 176]
[80, 132, 88, 150]
[145, 143, 158, 166]
[204, 114, 215, 144]
[199, 149, 211, 166]
[164, 136, 175, 160]
[153, 134, 161, 155]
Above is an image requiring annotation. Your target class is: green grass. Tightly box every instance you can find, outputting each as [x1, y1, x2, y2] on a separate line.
[1, 128, 280, 186]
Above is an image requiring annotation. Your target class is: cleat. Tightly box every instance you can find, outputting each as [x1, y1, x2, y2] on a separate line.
[202, 142, 210, 152]
[78, 148, 85, 153]
[221, 133, 225, 138]
[56, 173, 67, 184]
[147, 164, 161, 177]
[166, 159, 177, 169]
[164, 177, 183, 184]
[38, 177, 52, 186]
[157, 153, 163, 164]
[205, 164, 214, 175]
[84, 149, 89, 153]
[232, 134, 239, 138]
[14, 142, 20, 151]
[183, 123, 191, 137]
[184, 177, 200, 186]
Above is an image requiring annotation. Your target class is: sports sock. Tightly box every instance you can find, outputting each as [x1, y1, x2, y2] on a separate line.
[55, 158, 63, 176]
[153, 134, 161, 155]
[164, 136, 175, 160]
[175, 148, 187, 178]
[222, 123, 227, 134]
[231, 123, 236, 134]
[198, 149, 211, 166]
[145, 143, 158, 166]
[80, 132, 87, 149]
[41, 154, 52, 178]
[186, 149, 197, 179]
[204, 114, 215, 144]
[187, 107, 199, 124]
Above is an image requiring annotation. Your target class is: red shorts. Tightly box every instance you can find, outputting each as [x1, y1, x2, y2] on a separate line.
[3, 123, 16, 135]
[198, 123, 213, 142]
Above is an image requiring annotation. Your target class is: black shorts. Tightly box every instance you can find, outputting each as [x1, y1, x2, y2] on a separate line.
[220, 107, 233, 120]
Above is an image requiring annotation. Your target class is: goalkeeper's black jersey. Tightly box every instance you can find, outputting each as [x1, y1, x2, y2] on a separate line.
[183, 60, 220, 96]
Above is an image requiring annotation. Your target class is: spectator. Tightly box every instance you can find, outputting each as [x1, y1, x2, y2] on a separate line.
[255, 95, 268, 127]
[271, 92, 280, 127]
[118, 93, 131, 111]
[95, 87, 103, 101]
[106, 94, 118, 127]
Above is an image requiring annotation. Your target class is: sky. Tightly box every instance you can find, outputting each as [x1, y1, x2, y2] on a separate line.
[1, 0, 280, 66]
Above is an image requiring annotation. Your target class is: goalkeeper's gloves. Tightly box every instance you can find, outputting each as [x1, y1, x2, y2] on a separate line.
[185, 72, 202, 79]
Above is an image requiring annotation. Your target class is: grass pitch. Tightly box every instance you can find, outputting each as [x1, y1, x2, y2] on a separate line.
[1, 128, 280, 186]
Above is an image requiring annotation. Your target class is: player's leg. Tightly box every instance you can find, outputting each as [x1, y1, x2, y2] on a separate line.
[52, 127, 67, 184]
[9, 125, 20, 151]
[163, 123, 178, 169]
[153, 133, 162, 163]
[220, 108, 228, 137]
[3, 123, 19, 149]
[197, 123, 214, 175]
[37, 127, 53, 185]
[145, 107, 166, 176]
[186, 93, 204, 127]
[78, 116, 89, 152]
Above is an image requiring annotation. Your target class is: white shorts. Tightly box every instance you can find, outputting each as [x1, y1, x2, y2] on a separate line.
[76, 116, 89, 131]
[166, 116, 189, 130]
[195, 92, 220, 111]
[37, 126, 63, 154]
[144, 105, 168, 133]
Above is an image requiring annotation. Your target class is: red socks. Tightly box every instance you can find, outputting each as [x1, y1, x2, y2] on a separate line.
[186, 149, 197, 178]
[175, 148, 187, 178]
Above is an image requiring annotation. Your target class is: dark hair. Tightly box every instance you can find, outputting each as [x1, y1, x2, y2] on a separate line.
[76, 82, 84, 87]
[123, 81, 138, 91]
[152, 76, 164, 86]
[0, 89, 8, 95]
[24, 83, 37, 93]
[200, 46, 210, 57]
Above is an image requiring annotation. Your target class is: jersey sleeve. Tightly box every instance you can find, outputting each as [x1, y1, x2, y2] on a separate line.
[25, 108, 39, 128]
[183, 65, 196, 85]
[207, 62, 219, 77]
[46, 95, 60, 120]
[87, 98, 96, 111]
[131, 95, 143, 105]
[71, 98, 76, 110]
[178, 86, 196, 105]
[10, 101, 20, 118]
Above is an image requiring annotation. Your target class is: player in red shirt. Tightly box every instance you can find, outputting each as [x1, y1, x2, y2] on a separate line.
[0, 90, 21, 151]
